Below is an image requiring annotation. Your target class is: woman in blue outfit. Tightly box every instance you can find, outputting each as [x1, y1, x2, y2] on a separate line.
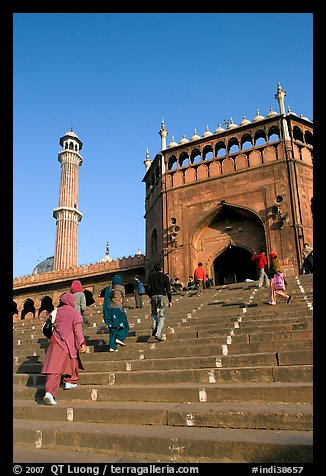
[103, 274, 129, 352]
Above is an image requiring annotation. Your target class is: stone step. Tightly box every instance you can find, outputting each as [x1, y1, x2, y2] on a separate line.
[13, 419, 313, 463]
[12, 321, 313, 348]
[13, 311, 313, 339]
[13, 339, 313, 365]
[14, 382, 313, 404]
[13, 399, 313, 431]
[13, 363, 313, 387]
[14, 349, 313, 374]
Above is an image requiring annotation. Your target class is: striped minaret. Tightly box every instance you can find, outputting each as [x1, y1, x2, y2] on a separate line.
[53, 129, 83, 270]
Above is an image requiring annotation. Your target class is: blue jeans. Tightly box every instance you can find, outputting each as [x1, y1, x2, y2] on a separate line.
[150, 295, 168, 339]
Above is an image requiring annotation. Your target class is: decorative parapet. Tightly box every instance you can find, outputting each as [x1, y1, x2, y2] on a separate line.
[13, 254, 145, 289]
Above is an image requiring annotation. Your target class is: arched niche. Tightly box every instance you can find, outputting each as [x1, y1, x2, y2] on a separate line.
[184, 167, 196, 183]
[197, 164, 209, 180]
[209, 161, 222, 177]
[248, 150, 262, 167]
[173, 170, 184, 187]
[165, 174, 173, 189]
[301, 147, 313, 165]
[222, 157, 234, 174]
[235, 153, 248, 170]
[262, 146, 277, 163]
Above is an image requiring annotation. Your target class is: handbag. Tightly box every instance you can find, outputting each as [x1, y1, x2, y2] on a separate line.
[273, 273, 285, 290]
[42, 308, 57, 338]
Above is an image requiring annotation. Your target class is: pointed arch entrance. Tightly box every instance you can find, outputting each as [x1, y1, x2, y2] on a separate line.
[213, 245, 256, 285]
[191, 202, 267, 286]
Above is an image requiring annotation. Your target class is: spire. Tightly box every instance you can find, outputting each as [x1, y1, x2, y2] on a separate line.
[159, 118, 168, 151]
[275, 81, 286, 116]
[275, 82, 290, 140]
[144, 148, 152, 172]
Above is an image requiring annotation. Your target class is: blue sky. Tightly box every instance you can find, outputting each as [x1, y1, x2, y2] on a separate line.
[13, 12, 313, 278]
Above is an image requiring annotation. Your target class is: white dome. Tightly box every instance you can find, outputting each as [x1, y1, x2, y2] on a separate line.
[299, 113, 311, 121]
[179, 135, 189, 145]
[168, 136, 178, 148]
[239, 116, 251, 126]
[226, 118, 238, 129]
[202, 125, 213, 138]
[267, 107, 279, 118]
[190, 129, 201, 141]
[214, 123, 225, 134]
[252, 109, 265, 122]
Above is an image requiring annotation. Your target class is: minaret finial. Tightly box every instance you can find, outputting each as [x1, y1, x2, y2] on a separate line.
[144, 148, 152, 172]
[159, 118, 168, 151]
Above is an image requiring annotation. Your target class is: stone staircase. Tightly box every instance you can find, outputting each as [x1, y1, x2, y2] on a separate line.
[13, 274, 313, 463]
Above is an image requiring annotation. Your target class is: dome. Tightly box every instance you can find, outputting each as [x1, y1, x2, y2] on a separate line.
[100, 254, 113, 263]
[168, 136, 178, 148]
[214, 123, 225, 134]
[239, 116, 251, 126]
[299, 113, 311, 122]
[190, 129, 201, 141]
[287, 106, 297, 116]
[59, 129, 83, 150]
[32, 256, 54, 275]
[226, 118, 238, 130]
[179, 135, 189, 145]
[252, 109, 265, 122]
[267, 107, 279, 118]
[64, 130, 79, 138]
[100, 241, 113, 263]
[202, 125, 213, 138]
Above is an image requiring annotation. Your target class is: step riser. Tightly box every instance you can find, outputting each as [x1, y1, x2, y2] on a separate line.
[13, 427, 313, 463]
[14, 365, 313, 386]
[14, 349, 313, 374]
[14, 384, 313, 404]
[13, 406, 312, 431]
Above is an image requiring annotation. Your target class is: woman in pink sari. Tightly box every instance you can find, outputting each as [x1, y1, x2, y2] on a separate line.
[42, 293, 86, 405]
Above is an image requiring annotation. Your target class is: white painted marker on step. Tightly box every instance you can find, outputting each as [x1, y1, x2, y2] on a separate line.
[109, 373, 116, 385]
[208, 370, 216, 383]
[215, 358, 222, 367]
[222, 344, 228, 355]
[35, 430, 42, 449]
[199, 388, 207, 402]
[227, 335, 232, 344]
[126, 362, 132, 371]
[67, 408, 74, 421]
[186, 413, 195, 426]
[91, 389, 98, 400]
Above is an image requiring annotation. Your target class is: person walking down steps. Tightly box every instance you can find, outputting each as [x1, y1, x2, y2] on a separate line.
[103, 274, 130, 352]
[42, 293, 86, 405]
[147, 263, 172, 342]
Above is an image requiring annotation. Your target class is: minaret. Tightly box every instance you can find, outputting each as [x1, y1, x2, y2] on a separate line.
[143, 148, 152, 172]
[159, 118, 168, 151]
[275, 81, 290, 140]
[53, 129, 83, 270]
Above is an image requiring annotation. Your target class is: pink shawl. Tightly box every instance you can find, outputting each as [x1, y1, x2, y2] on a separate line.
[53, 293, 84, 358]
[70, 280, 83, 293]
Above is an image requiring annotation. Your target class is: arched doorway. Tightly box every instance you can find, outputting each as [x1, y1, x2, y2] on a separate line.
[213, 244, 256, 285]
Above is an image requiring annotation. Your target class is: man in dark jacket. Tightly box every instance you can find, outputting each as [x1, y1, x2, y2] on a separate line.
[147, 263, 172, 341]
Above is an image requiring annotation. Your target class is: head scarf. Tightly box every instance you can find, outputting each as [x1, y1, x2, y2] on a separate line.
[71, 280, 83, 293]
[112, 274, 122, 285]
[60, 292, 75, 307]
[269, 252, 277, 260]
